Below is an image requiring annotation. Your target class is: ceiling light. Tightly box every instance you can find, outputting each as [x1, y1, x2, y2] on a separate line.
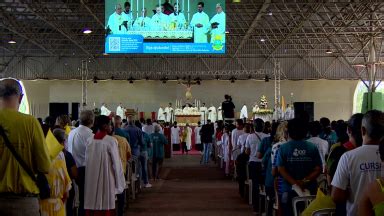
[230, 77, 236, 83]
[83, 28, 92, 34]
[93, 76, 98, 83]
[103, 53, 109, 56]
[325, 49, 333, 54]
[260, 38, 265, 42]
[225, 30, 230, 34]
[8, 38, 16, 44]
[215, 75, 220, 80]
[268, 11, 273, 16]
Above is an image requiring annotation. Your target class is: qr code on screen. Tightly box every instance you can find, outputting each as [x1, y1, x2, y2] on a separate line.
[109, 37, 121, 51]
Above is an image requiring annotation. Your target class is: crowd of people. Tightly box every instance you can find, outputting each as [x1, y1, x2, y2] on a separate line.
[1, 77, 384, 216]
[199, 104, 384, 216]
[107, 1, 226, 44]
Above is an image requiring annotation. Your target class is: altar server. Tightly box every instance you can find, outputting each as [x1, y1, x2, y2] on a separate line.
[151, 5, 169, 31]
[217, 106, 223, 121]
[84, 116, 125, 215]
[157, 106, 166, 122]
[101, 103, 112, 116]
[171, 122, 181, 151]
[116, 103, 125, 119]
[190, 2, 210, 43]
[199, 103, 208, 124]
[240, 104, 248, 122]
[168, 3, 186, 30]
[209, 3, 226, 44]
[208, 105, 217, 122]
[107, 4, 128, 34]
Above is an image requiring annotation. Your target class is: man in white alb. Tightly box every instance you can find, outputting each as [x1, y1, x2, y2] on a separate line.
[199, 103, 208, 124]
[190, 2, 210, 43]
[170, 122, 181, 153]
[164, 103, 174, 123]
[151, 5, 169, 31]
[116, 103, 125, 119]
[209, 3, 226, 44]
[207, 105, 217, 122]
[100, 103, 112, 116]
[240, 104, 248, 122]
[168, 3, 186, 30]
[157, 106, 166, 122]
[133, 8, 151, 30]
[194, 121, 202, 151]
[107, 4, 128, 34]
[217, 106, 223, 121]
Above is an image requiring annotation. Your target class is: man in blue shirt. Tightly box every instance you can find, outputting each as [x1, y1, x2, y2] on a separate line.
[276, 118, 322, 216]
[150, 125, 168, 180]
[114, 115, 130, 144]
[124, 116, 143, 157]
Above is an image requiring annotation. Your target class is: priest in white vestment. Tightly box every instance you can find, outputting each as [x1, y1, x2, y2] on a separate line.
[164, 103, 174, 123]
[199, 103, 208, 124]
[151, 6, 169, 31]
[185, 124, 192, 151]
[107, 4, 128, 34]
[157, 106, 166, 122]
[190, 2, 210, 43]
[217, 106, 223, 121]
[100, 103, 112, 116]
[133, 8, 151, 30]
[116, 103, 125, 118]
[84, 116, 125, 213]
[252, 104, 259, 119]
[122, 2, 134, 30]
[208, 105, 217, 122]
[209, 3, 226, 44]
[240, 104, 248, 121]
[168, 4, 186, 30]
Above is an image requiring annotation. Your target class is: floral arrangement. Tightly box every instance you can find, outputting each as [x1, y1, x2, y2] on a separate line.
[255, 109, 273, 115]
[253, 95, 273, 115]
[177, 123, 199, 127]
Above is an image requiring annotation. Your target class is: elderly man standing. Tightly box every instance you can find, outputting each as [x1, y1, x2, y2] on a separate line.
[210, 3, 226, 44]
[107, 4, 128, 34]
[68, 110, 95, 216]
[134, 8, 151, 30]
[190, 2, 210, 43]
[0, 78, 51, 216]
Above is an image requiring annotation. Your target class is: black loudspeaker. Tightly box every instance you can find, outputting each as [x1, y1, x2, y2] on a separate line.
[71, 103, 80, 120]
[294, 102, 314, 122]
[49, 103, 69, 120]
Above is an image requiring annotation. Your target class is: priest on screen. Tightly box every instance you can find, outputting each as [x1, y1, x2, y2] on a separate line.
[100, 103, 112, 116]
[122, 1, 134, 30]
[209, 3, 226, 44]
[107, 4, 128, 34]
[168, 3, 186, 30]
[151, 5, 169, 31]
[190, 2, 210, 43]
[134, 8, 151, 30]
[116, 103, 125, 118]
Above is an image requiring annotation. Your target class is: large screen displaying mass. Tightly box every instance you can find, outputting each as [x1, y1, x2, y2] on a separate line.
[105, 0, 226, 54]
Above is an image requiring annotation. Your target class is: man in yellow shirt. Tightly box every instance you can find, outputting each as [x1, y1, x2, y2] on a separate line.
[0, 78, 51, 216]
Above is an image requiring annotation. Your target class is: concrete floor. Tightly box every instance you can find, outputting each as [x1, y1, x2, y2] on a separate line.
[127, 155, 252, 216]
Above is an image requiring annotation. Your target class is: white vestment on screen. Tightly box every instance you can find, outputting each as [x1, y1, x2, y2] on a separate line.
[190, 11, 210, 43]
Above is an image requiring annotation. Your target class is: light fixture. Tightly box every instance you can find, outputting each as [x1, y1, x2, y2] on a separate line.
[230, 77, 236, 83]
[268, 11, 273, 16]
[145, 76, 149, 80]
[93, 76, 98, 83]
[195, 77, 201, 85]
[103, 53, 109, 56]
[215, 75, 220, 80]
[110, 76, 115, 80]
[8, 35, 16, 44]
[83, 28, 92, 34]
[248, 75, 252, 80]
[225, 30, 230, 34]
[260, 38, 265, 42]
[325, 49, 333, 54]
[128, 77, 134, 84]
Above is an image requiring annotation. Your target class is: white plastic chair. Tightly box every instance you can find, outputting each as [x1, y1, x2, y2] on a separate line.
[311, 208, 336, 216]
[292, 195, 316, 216]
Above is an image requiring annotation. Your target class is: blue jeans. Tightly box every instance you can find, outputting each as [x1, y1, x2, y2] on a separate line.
[139, 151, 149, 184]
[203, 143, 212, 164]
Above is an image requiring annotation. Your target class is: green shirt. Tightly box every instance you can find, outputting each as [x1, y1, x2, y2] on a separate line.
[150, 132, 167, 159]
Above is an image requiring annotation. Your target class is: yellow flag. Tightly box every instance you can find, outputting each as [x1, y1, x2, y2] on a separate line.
[281, 96, 286, 113]
[46, 129, 64, 159]
[65, 125, 71, 135]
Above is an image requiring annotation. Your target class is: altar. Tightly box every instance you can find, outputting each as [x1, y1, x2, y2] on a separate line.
[175, 115, 200, 126]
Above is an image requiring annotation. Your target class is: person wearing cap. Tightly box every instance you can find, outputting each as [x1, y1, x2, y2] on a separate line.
[209, 3, 226, 44]
[0, 78, 51, 216]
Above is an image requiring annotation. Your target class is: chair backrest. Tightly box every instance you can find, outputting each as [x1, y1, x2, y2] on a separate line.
[311, 208, 336, 216]
[292, 195, 316, 216]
